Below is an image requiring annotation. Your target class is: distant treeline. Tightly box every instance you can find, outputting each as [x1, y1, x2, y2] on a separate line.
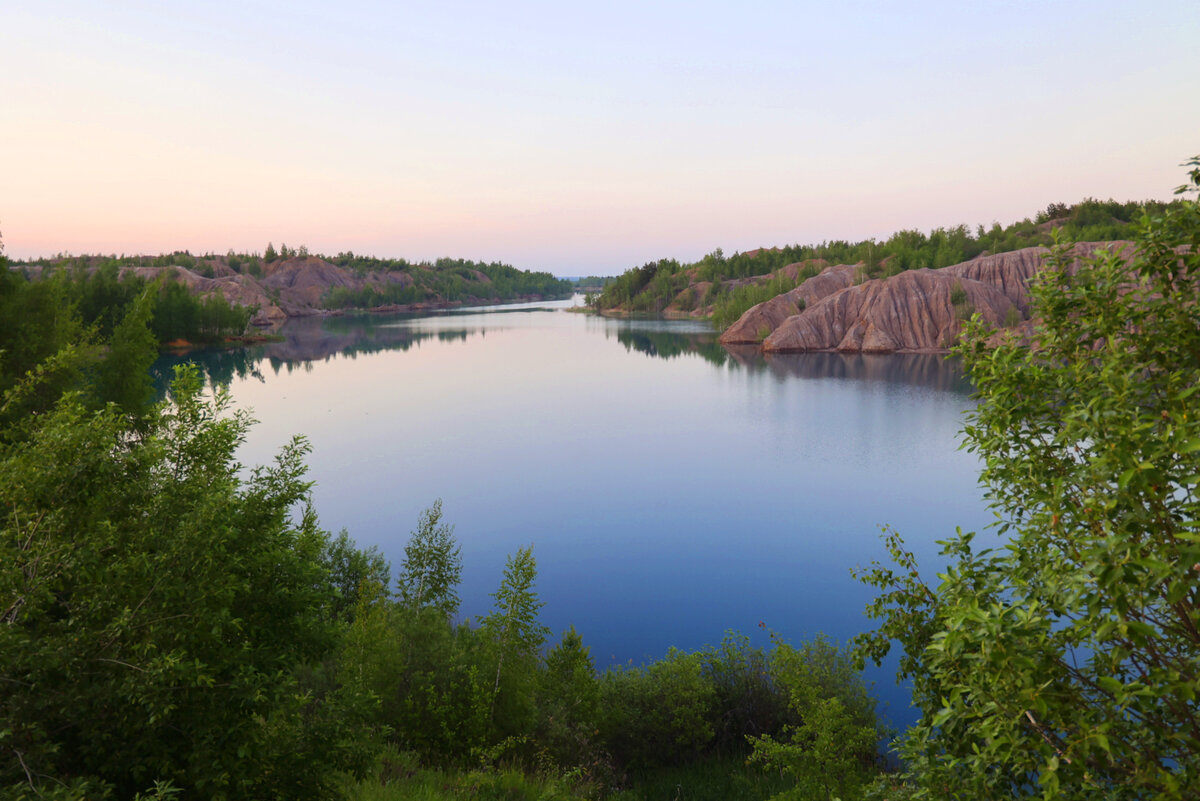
[18, 246, 574, 311]
[20, 249, 259, 279]
[575, 275, 616, 292]
[594, 197, 1181, 327]
[322, 255, 573, 309]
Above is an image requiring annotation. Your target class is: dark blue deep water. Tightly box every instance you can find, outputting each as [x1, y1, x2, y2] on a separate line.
[155, 296, 993, 729]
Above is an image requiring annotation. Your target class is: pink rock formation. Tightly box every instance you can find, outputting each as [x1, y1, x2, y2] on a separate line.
[262, 257, 357, 308]
[719, 263, 858, 344]
[763, 269, 1017, 352]
[749, 242, 1132, 354]
[25, 252, 540, 328]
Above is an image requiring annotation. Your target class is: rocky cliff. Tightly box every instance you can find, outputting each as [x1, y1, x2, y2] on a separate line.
[721, 242, 1132, 354]
[719, 264, 858, 343]
[118, 258, 360, 325]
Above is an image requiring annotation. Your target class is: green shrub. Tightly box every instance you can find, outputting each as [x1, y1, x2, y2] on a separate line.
[599, 649, 716, 770]
[1003, 304, 1022, 328]
[0, 365, 375, 799]
[855, 159, 1200, 800]
[711, 274, 803, 330]
[949, 280, 973, 321]
[675, 287, 695, 311]
[747, 637, 885, 801]
[699, 633, 788, 750]
[535, 627, 602, 770]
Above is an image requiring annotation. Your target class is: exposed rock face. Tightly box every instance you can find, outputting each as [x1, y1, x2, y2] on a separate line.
[110, 257, 440, 325]
[215, 275, 290, 325]
[27, 253, 539, 328]
[749, 242, 1132, 354]
[719, 263, 857, 343]
[763, 269, 1019, 353]
[262, 257, 357, 308]
[119, 265, 290, 324]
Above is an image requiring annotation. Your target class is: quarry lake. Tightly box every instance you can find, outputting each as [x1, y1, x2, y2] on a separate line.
[155, 296, 992, 728]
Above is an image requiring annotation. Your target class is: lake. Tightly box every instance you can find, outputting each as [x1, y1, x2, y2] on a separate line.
[155, 296, 993, 728]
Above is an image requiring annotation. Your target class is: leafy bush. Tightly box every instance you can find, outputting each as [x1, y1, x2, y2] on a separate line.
[599, 649, 716, 770]
[535, 627, 602, 771]
[699, 632, 788, 750]
[949, 280, 972, 321]
[855, 159, 1200, 800]
[747, 637, 885, 801]
[0, 365, 375, 799]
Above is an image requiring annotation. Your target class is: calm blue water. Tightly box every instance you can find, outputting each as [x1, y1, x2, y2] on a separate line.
[154, 296, 993, 729]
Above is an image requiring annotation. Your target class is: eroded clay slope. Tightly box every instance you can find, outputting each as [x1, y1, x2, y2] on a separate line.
[751, 242, 1132, 353]
[719, 263, 858, 344]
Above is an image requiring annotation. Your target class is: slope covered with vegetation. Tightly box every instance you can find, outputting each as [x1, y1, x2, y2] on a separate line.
[5, 259, 252, 346]
[592, 197, 1182, 330]
[14, 245, 574, 327]
[321, 253, 572, 309]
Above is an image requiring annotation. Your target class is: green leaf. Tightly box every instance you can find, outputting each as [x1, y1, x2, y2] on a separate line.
[1177, 437, 1200, 455]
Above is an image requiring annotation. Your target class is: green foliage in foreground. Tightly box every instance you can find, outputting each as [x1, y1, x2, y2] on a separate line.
[747, 638, 883, 801]
[346, 537, 887, 794]
[0, 366, 378, 799]
[855, 158, 1200, 799]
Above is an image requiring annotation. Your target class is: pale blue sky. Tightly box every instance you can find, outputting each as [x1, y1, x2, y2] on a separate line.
[3, 1, 1197, 274]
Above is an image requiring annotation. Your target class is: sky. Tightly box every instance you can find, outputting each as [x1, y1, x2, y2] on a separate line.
[2, 1, 1197, 276]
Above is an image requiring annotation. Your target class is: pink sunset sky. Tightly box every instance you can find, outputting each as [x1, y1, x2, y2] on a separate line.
[3, 0, 1198, 276]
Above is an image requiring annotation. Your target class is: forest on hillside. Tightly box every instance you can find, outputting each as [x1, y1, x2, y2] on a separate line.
[14, 246, 574, 319]
[593, 197, 1183, 329]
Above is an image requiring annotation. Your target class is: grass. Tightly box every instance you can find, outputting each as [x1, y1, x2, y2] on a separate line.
[343, 753, 796, 801]
[347, 766, 576, 801]
[343, 748, 598, 801]
[610, 757, 795, 801]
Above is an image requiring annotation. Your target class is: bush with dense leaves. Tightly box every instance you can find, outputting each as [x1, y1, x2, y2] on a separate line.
[856, 158, 1200, 800]
[0, 365, 375, 799]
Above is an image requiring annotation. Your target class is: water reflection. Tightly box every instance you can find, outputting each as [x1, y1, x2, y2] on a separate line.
[153, 345, 266, 394]
[761, 352, 972, 394]
[152, 313, 481, 394]
[610, 327, 730, 367]
[155, 308, 972, 401]
[609, 328, 971, 394]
